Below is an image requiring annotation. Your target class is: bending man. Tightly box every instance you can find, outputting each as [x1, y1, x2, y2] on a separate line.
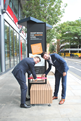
[12, 56, 41, 108]
[41, 52, 69, 105]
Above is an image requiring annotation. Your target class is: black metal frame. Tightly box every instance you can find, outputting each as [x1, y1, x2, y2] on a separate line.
[18, 17, 52, 96]
[27, 22, 47, 95]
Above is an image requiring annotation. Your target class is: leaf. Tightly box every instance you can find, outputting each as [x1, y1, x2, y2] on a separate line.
[22, 0, 66, 43]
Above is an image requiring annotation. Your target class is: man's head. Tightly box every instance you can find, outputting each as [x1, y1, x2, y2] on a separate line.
[41, 52, 50, 60]
[34, 56, 41, 64]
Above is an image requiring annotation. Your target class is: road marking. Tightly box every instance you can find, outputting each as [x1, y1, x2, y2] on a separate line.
[64, 58, 81, 64]
[74, 62, 81, 64]
[69, 70, 81, 80]
[69, 66, 81, 72]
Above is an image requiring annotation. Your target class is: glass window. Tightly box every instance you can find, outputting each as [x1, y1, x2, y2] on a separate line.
[10, 26, 14, 67]
[0, 41, 1, 72]
[17, 33, 19, 63]
[14, 31, 17, 65]
[0, 16, 1, 72]
[22, 38, 26, 59]
[13, 0, 18, 19]
[4, 22, 10, 70]
[0, 53, 1, 72]
[9, 0, 18, 19]
[9, 0, 13, 10]
[20, 6, 23, 19]
[20, 36, 26, 60]
[4, 21, 20, 70]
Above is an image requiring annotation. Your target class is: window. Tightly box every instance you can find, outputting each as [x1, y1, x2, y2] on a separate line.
[14, 31, 17, 65]
[13, 0, 18, 19]
[9, 0, 19, 19]
[10, 26, 14, 67]
[20, 6, 23, 20]
[20, 36, 26, 60]
[0, 47, 1, 72]
[0, 35, 1, 72]
[4, 22, 10, 70]
[4, 21, 20, 70]
[0, 15, 1, 72]
[9, 0, 13, 10]
[17, 33, 19, 63]
[22, 38, 26, 59]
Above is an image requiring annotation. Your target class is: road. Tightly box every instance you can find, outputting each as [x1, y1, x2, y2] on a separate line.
[64, 57, 81, 80]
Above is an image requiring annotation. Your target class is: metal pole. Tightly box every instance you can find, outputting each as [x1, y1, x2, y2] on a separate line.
[0, 0, 5, 72]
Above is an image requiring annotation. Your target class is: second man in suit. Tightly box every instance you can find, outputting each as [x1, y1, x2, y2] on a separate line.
[41, 52, 69, 105]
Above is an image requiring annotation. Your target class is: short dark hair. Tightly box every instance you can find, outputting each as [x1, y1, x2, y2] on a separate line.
[34, 56, 41, 62]
[41, 52, 47, 58]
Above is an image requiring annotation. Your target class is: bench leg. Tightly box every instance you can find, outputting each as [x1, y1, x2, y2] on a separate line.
[48, 104, 51, 106]
[32, 104, 35, 106]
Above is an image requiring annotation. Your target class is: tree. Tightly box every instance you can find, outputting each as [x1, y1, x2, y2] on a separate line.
[57, 39, 60, 53]
[22, 0, 67, 43]
[49, 42, 56, 53]
[55, 20, 81, 50]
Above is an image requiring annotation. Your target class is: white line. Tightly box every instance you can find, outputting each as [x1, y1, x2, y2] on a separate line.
[68, 70, 81, 80]
[74, 62, 80, 64]
[69, 66, 81, 72]
[64, 58, 81, 64]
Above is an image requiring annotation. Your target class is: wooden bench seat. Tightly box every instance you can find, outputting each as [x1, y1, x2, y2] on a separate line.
[30, 81, 52, 104]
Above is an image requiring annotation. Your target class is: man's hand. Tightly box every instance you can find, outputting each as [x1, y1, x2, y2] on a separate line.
[63, 72, 66, 76]
[41, 74, 46, 81]
[41, 74, 46, 78]
[29, 74, 33, 77]
[34, 79, 37, 82]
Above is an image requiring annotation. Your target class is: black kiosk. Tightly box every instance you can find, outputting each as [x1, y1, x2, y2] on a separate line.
[18, 17, 52, 95]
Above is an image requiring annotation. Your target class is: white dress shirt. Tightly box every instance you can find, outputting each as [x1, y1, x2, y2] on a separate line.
[49, 56, 53, 65]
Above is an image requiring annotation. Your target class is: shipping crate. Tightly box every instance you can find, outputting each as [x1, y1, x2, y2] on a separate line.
[30, 81, 52, 104]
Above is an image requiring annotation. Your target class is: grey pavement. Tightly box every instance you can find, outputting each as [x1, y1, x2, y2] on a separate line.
[0, 70, 81, 121]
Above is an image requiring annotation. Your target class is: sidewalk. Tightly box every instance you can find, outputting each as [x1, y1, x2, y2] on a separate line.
[0, 70, 81, 121]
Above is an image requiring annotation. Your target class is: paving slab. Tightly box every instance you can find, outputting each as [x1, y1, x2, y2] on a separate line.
[0, 70, 81, 121]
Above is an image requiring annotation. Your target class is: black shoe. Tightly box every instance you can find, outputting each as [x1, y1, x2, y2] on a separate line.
[26, 97, 30, 101]
[20, 104, 31, 108]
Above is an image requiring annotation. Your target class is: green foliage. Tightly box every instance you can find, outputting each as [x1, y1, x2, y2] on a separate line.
[49, 42, 56, 53]
[55, 20, 81, 49]
[22, 0, 66, 43]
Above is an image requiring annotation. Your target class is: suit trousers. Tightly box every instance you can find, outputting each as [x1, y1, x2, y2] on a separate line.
[15, 76, 27, 104]
[54, 70, 67, 99]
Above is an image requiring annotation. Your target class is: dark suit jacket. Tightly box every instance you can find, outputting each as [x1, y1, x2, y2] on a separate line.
[12, 58, 36, 80]
[44, 53, 69, 75]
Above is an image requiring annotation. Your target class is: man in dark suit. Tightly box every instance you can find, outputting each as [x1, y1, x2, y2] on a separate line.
[41, 52, 69, 105]
[12, 56, 41, 108]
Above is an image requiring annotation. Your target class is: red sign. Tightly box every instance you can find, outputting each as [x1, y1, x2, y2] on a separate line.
[7, 5, 18, 24]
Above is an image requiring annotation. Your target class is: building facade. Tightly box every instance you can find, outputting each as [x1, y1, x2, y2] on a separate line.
[0, 0, 27, 74]
[59, 38, 81, 57]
